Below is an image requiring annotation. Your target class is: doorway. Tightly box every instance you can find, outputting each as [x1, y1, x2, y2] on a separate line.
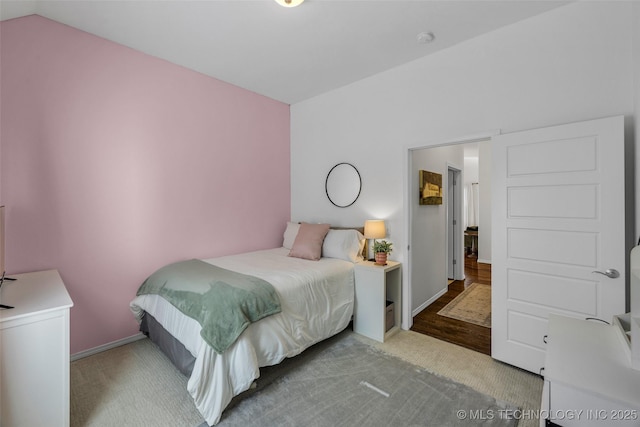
[407, 137, 492, 354]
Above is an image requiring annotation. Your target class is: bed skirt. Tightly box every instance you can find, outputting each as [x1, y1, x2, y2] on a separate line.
[140, 313, 196, 377]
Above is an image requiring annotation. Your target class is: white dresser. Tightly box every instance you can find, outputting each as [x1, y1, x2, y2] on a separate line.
[0, 269, 74, 426]
[542, 314, 640, 427]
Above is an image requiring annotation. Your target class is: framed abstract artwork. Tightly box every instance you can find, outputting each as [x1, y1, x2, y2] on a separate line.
[419, 170, 442, 205]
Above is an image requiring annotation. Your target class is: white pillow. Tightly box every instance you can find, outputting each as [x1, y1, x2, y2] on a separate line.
[282, 222, 300, 249]
[322, 229, 365, 263]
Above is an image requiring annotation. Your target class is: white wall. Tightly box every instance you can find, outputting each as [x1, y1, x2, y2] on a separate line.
[410, 144, 464, 314]
[291, 1, 636, 327]
[463, 156, 479, 186]
[478, 140, 492, 264]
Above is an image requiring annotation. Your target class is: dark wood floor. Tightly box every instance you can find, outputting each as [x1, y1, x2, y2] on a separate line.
[411, 256, 492, 355]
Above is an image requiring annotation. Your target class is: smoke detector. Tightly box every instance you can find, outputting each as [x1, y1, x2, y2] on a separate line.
[417, 32, 435, 44]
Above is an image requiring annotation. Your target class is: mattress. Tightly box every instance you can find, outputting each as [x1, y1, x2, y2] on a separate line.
[130, 247, 355, 425]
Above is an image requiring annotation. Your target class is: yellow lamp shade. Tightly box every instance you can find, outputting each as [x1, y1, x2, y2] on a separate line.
[364, 220, 386, 239]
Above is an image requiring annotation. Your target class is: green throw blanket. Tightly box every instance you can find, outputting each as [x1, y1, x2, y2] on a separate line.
[137, 259, 281, 354]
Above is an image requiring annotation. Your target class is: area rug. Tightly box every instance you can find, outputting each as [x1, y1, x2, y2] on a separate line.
[438, 283, 491, 328]
[206, 330, 517, 426]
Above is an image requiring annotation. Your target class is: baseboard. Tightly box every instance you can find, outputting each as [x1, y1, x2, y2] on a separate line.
[477, 259, 491, 265]
[412, 287, 448, 317]
[71, 332, 146, 362]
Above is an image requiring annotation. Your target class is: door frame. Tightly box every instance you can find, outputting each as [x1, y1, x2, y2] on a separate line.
[403, 130, 499, 329]
[447, 165, 463, 281]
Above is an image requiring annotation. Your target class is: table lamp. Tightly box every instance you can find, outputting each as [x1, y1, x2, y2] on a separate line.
[364, 219, 386, 261]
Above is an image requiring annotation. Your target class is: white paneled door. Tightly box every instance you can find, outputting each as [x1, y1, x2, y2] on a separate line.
[491, 116, 626, 374]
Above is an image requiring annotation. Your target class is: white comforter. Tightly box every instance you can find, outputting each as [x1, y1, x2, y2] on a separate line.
[130, 248, 355, 425]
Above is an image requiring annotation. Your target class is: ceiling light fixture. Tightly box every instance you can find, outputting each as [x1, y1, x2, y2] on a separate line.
[417, 32, 436, 44]
[274, 0, 305, 7]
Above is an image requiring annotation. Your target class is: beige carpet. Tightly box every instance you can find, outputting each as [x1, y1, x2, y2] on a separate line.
[71, 330, 542, 427]
[438, 282, 491, 328]
[71, 338, 204, 427]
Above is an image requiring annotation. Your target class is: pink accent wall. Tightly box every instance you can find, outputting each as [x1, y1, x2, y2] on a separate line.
[0, 16, 291, 354]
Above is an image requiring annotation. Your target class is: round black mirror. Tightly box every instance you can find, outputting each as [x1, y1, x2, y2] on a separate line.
[325, 163, 361, 208]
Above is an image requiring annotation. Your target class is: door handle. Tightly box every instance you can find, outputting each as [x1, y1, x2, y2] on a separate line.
[592, 269, 620, 279]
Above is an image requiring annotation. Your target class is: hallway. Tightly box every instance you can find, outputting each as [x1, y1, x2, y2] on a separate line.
[411, 258, 491, 355]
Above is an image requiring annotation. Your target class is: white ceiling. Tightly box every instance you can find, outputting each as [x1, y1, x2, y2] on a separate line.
[0, 0, 570, 105]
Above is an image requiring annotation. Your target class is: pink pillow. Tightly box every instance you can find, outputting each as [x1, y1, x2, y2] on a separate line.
[288, 222, 331, 261]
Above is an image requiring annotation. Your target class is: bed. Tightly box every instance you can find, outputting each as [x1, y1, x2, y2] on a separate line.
[129, 223, 364, 425]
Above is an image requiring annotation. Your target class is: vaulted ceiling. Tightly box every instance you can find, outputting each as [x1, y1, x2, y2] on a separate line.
[1, 1, 570, 104]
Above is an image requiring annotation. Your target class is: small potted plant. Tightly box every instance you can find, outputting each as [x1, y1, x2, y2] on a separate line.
[373, 240, 393, 266]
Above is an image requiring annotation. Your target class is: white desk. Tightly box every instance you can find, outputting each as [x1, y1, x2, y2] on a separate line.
[542, 314, 640, 426]
[0, 270, 74, 427]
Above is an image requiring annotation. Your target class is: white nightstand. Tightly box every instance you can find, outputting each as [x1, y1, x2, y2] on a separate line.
[353, 260, 402, 342]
